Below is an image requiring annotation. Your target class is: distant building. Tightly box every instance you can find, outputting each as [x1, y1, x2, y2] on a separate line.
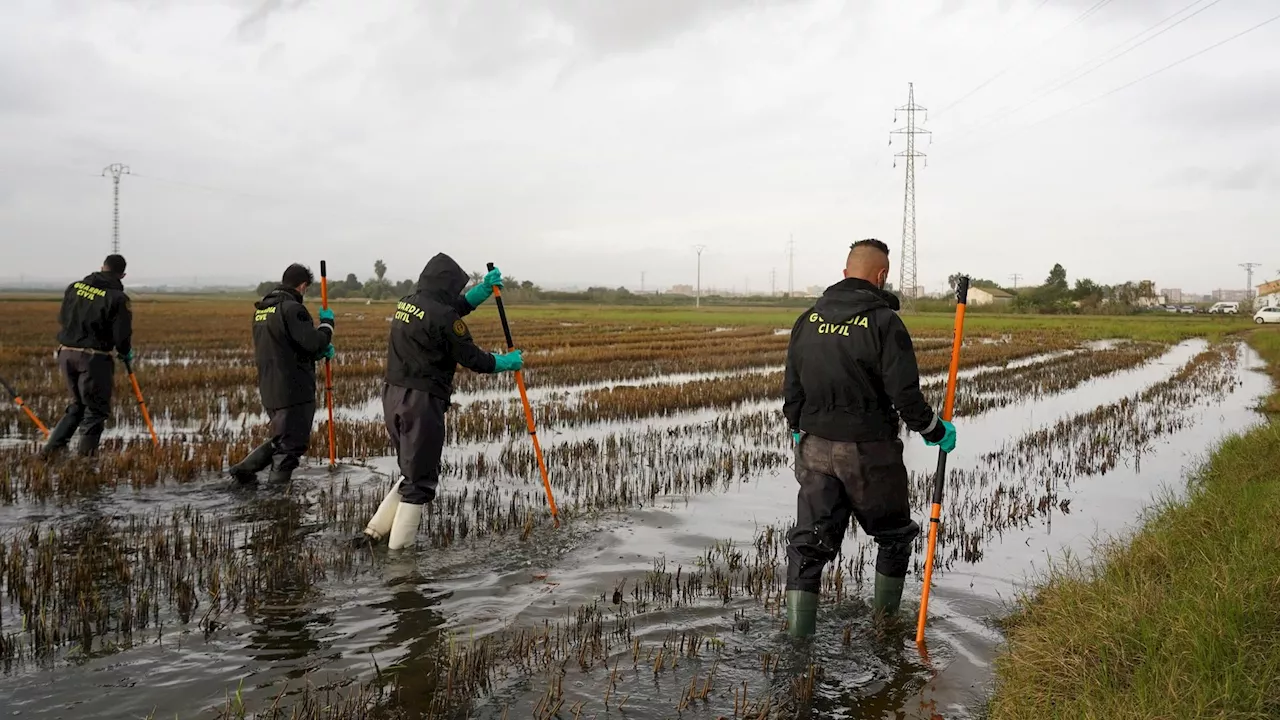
[1257, 279, 1280, 308]
[1212, 288, 1249, 302]
[968, 286, 1013, 307]
[805, 285, 824, 298]
[669, 284, 695, 296]
[1161, 288, 1183, 304]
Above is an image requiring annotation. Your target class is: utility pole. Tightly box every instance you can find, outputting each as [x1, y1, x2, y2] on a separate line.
[694, 245, 707, 308]
[891, 83, 929, 309]
[1010, 273, 1022, 289]
[787, 235, 795, 298]
[641, 271, 645, 293]
[102, 163, 131, 254]
[771, 267, 777, 298]
[1240, 262, 1262, 306]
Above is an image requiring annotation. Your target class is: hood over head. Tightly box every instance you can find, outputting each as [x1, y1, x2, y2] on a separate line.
[416, 253, 468, 301]
[255, 285, 302, 310]
[84, 271, 124, 291]
[813, 277, 900, 323]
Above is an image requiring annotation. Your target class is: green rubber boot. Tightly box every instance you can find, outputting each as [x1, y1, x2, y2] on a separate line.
[873, 573, 906, 617]
[786, 590, 819, 638]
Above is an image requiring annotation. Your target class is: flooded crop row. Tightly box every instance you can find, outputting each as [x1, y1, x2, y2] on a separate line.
[0, 298, 1269, 719]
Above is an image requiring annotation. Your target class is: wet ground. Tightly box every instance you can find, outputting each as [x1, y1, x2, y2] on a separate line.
[0, 338, 1271, 719]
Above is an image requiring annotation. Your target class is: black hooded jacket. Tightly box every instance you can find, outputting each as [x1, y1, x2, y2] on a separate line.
[384, 253, 497, 400]
[252, 285, 333, 410]
[783, 278, 945, 444]
[57, 271, 133, 356]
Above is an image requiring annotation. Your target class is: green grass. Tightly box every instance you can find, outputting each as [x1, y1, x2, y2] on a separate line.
[987, 332, 1280, 720]
[1248, 328, 1280, 415]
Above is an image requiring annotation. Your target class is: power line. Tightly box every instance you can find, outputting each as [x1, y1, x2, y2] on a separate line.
[947, 10, 1280, 156]
[1241, 263, 1262, 303]
[102, 164, 130, 254]
[891, 83, 930, 308]
[1010, 273, 1023, 289]
[935, 0, 1119, 118]
[950, 0, 1227, 145]
[693, 245, 707, 308]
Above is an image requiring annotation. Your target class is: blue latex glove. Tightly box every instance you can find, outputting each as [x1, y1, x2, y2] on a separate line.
[792, 431, 801, 445]
[465, 266, 505, 307]
[321, 344, 336, 361]
[492, 349, 523, 373]
[923, 419, 957, 453]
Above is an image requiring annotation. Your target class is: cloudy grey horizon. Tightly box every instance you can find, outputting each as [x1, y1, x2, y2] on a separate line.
[2, 0, 1277, 295]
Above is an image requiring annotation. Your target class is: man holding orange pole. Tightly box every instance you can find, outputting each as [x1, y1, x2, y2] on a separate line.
[40, 254, 133, 459]
[361, 254, 523, 550]
[781, 239, 956, 638]
[229, 263, 335, 485]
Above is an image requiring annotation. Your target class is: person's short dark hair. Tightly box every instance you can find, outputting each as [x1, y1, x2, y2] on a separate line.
[282, 263, 315, 288]
[850, 238, 890, 256]
[104, 254, 127, 274]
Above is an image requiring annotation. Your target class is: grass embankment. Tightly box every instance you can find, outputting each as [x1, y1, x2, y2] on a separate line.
[988, 328, 1280, 720]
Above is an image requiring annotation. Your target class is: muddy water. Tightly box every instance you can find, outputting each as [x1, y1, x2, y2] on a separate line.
[0, 340, 1271, 719]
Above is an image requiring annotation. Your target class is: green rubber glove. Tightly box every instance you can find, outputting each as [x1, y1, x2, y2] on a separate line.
[923, 419, 956, 453]
[318, 308, 335, 330]
[492, 349, 523, 373]
[792, 431, 801, 445]
[464, 266, 505, 307]
[320, 344, 336, 361]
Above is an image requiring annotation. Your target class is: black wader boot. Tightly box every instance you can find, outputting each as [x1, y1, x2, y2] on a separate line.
[229, 441, 275, 484]
[41, 408, 84, 459]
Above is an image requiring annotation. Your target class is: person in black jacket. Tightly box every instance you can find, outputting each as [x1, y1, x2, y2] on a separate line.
[361, 253, 523, 550]
[229, 263, 335, 485]
[781, 238, 957, 637]
[41, 254, 134, 458]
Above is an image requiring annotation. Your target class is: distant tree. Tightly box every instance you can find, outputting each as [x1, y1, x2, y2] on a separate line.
[520, 280, 535, 292]
[1044, 264, 1068, 295]
[374, 259, 387, 282]
[469, 271, 483, 287]
[255, 281, 275, 296]
[395, 279, 414, 296]
[344, 273, 363, 293]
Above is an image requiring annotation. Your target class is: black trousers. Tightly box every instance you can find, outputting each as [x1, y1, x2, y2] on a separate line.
[45, 350, 115, 456]
[383, 383, 448, 505]
[786, 434, 921, 593]
[267, 402, 316, 472]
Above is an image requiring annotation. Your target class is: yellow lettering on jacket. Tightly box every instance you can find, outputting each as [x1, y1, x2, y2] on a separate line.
[73, 282, 107, 301]
[395, 301, 425, 325]
[254, 306, 277, 322]
[807, 312, 868, 336]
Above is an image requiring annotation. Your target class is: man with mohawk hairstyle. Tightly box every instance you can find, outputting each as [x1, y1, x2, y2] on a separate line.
[782, 239, 957, 637]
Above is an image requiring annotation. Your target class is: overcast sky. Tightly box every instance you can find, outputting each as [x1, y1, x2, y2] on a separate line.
[2, 0, 1277, 293]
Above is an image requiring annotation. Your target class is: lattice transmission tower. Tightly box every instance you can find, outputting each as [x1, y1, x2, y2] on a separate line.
[103, 163, 131, 254]
[891, 84, 930, 307]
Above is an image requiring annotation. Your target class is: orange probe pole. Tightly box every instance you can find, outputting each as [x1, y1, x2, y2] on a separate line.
[487, 262, 560, 527]
[915, 275, 970, 646]
[1, 376, 50, 437]
[123, 359, 160, 447]
[320, 260, 337, 468]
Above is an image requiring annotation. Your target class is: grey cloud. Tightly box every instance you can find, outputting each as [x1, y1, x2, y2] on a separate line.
[1163, 162, 1279, 191]
[235, 0, 312, 40]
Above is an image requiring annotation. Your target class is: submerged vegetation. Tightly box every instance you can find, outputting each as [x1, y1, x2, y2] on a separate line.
[0, 297, 1269, 718]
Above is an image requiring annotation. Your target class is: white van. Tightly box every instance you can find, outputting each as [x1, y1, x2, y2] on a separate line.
[1209, 302, 1240, 314]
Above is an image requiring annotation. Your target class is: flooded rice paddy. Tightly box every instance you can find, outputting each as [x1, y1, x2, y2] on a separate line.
[0, 302, 1270, 719]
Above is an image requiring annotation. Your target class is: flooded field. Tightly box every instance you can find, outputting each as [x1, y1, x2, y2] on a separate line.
[0, 300, 1268, 719]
